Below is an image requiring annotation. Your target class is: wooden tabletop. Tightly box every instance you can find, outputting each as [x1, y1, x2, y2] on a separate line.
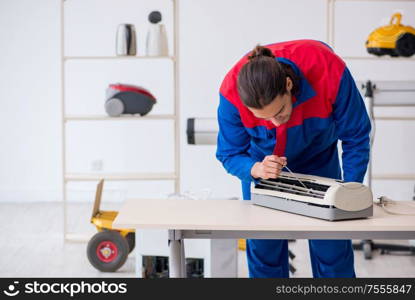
[112, 198, 415, 232]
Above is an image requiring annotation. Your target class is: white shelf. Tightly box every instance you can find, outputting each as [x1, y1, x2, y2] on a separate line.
[375, 116, 415, 121]
[64, 55, 175, 61]
[64, 232, 93, 243]
[65, 172, 177, 181]
[342, 56, 415, 61]
[64, 114, 176, 121]
[372, 174, 415, 181]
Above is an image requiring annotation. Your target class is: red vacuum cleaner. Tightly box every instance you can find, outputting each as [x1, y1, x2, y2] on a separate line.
[105, 83, 157, 117]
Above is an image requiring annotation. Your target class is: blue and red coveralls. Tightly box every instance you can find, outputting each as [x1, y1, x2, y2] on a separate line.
[216, 40, 371, 278]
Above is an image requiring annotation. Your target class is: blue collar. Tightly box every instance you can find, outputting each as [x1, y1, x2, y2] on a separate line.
[276, 57, 316, 108]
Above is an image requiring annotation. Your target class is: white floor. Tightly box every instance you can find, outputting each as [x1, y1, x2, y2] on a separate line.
[0, 202, 414, 277]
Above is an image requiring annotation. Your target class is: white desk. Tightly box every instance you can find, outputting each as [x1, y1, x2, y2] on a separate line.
[113, 198, 415, 278]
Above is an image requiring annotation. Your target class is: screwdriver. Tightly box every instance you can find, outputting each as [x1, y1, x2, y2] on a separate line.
[283, 165, 308, 190]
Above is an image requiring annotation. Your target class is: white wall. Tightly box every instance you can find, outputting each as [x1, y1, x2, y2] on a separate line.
[180, 0, 327, 199]
[0, 0, 414, 205]
[0, 0, 61, 202]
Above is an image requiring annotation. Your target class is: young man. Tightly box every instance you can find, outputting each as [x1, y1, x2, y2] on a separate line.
[216, 40, 371, 278]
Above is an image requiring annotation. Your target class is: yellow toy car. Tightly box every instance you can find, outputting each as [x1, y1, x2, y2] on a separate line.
[366, 13, 415, 57]
[87, 179, 135, 272]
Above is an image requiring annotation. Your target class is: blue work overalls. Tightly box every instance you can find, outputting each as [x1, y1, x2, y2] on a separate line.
[216, 40, 371, 278]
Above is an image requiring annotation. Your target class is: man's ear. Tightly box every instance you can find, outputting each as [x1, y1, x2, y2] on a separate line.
[286, 77, 293, 92]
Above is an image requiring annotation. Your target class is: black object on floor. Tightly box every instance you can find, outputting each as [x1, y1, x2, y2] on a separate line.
[353, 240, 415, 260]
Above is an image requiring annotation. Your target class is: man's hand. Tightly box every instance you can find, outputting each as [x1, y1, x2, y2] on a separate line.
[251, 155, 287, 180]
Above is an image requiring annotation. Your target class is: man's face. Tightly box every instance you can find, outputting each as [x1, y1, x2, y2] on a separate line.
[247, 77, 293, 127]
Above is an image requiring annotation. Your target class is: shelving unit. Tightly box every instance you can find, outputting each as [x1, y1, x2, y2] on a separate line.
[64, 114, 176, 121]
[65, 173, 177, 181]
[60, 0, 180, 241]
[361, 80, 415, 183]
[326, 0, 415, 182]
[64, 56, 175, 61]
[326, 0, 415, 60]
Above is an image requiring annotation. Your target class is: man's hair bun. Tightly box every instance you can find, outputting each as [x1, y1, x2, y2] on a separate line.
[248, 45, 275, 61]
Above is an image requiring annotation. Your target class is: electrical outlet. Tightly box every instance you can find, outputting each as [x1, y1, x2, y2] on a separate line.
[91, 159, 103, 171]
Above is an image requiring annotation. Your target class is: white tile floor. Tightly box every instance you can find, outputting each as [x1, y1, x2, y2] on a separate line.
[0, 202, 414, 277]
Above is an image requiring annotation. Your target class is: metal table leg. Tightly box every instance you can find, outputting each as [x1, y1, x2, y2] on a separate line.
[168, 229, 186, 278]
[135, 230, 143, 278]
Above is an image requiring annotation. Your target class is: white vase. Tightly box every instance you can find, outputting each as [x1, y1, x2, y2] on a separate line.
[146, 24, 168, 56]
